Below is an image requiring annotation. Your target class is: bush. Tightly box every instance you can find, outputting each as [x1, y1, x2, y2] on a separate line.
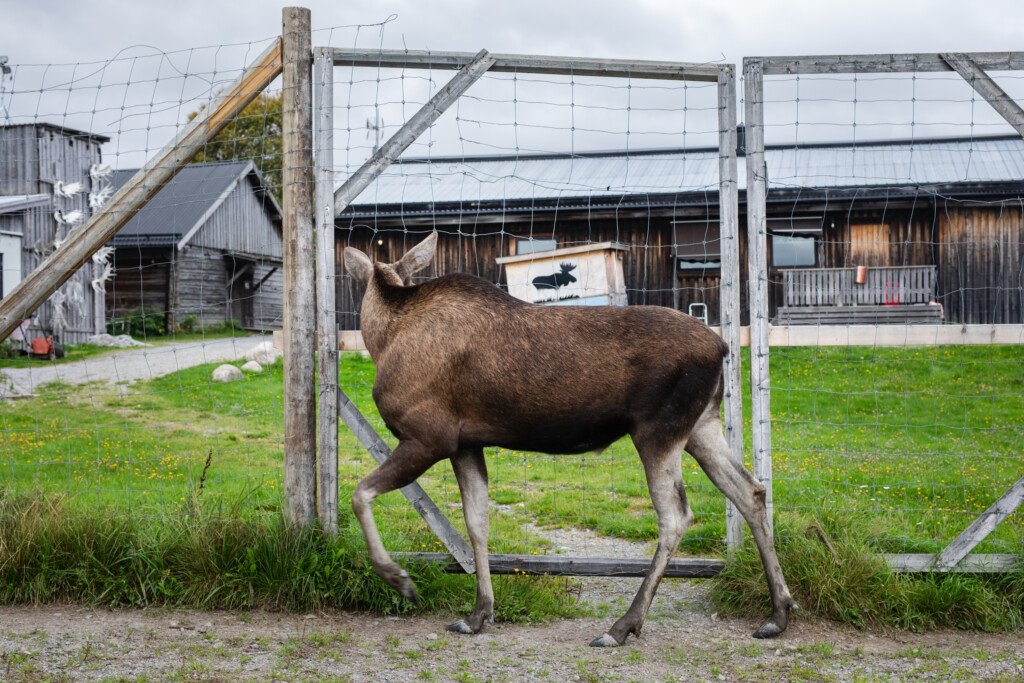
[177, 314, 199, 333]
[107, 307, 165, 339]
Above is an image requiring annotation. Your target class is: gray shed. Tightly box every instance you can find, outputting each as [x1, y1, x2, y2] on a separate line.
[0, 123, 110, 344]
[108, 161, 283, 332]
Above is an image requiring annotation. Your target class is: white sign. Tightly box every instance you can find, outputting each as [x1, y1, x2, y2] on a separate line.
[497, 242, 628, 306]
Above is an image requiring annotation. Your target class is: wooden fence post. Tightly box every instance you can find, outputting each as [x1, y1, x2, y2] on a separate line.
[314, 46, 338, 536]
[282, 6, 316, 528]
[743, 58, 773, 534]
[717, 64, 745, 552]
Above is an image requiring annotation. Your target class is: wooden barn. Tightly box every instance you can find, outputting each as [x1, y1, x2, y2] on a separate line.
[0, 123, 110, 344]
[335, 134, 1024, 327]
[107, 161, 284, 332]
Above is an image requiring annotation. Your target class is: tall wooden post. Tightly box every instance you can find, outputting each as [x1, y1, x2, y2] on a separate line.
[314, 46, 338, 536]
[282, 6, 317, 528]
[716, 64, 744, 551]
[742, 58, 773, 534]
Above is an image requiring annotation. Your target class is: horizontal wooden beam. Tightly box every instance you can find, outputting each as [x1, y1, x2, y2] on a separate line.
[395, 552, 725, 578]
[751, 52, 1024, 76]
[329, 48, 720, 82]
[759, 323, 1024, 347]
[883, 553, 1020, 573]
[340, 324, 1024, 352]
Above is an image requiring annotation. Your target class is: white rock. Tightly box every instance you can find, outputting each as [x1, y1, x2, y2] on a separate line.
[240, 360, 263, 373]
[212, 364, 243, 382]
[85, 333, 150, 348]
[244, 341, 281, 366]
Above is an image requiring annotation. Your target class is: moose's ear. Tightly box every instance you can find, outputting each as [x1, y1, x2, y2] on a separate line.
[395, 232, 438, 283]
[344, 247, 374, 284]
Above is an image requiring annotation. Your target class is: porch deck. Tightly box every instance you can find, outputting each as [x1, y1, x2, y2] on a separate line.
[775, 266, 943, 325]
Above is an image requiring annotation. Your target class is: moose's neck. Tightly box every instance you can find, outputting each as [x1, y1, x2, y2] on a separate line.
[359, 277, 411, 359]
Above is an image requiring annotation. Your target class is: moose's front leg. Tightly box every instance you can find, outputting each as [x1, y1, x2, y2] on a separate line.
[447, 447, 494, 634]
[352, 440, 436, 604]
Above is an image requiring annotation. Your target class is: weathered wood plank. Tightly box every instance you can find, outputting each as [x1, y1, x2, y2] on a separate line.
[767, 323, 1024, 346]
[934, 476, 1024, 571]
[334, 50, 496, 212]
[340, 324, 1024, 350]
[395, 552, 726, 578]
[716, 64, 744, 552]
[743, 58, 774, 533]
[941, 53, 1024, 138]
[314, 46, 339, 537]
[338, 391, 477, 573]
[883, 553, 1020, 573]
[330, 48, 719, 82]
[756, 52, 1024, 75]
[0, 39, 283, 342]
[282, 6, 317, 528]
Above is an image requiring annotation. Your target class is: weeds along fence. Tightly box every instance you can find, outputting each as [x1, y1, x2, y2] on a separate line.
[742, 54, 1024, 572]
[1, 4, 1022, 583]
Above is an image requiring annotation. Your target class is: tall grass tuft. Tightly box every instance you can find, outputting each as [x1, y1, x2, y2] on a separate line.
[0, 494, 579, 623]
[712, 511, 1024, 632]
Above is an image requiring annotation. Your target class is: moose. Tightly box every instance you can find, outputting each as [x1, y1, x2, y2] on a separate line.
[344, 233, 797, 646]
[532, 261, 578, 291]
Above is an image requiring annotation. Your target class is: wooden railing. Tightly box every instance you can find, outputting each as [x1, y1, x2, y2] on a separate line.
[780, 266, 937, 307]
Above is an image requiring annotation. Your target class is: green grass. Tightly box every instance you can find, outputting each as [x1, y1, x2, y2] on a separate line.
[713, 510, 1024, 632]
[0, 343, 114, 369]
[1, 343, 1023, 629]
[0, 494, 577, 622]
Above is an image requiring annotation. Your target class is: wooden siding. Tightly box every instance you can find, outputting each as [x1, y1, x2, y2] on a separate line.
[0, 126, 40, 195]
[251, 263, 283, 331]
[938, 205, 1024, 324]
[335, 215, 683, 330]
[188, 174, 283, 258]
[0, 125, 106, 343]
[172, 246, 233, 329]
[107, 248, 172, 328]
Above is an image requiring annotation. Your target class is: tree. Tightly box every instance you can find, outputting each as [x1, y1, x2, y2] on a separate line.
[188, 92, 283, 201]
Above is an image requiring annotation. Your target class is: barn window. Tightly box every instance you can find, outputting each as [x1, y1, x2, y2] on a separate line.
[515, 237, 558, 255]
[768, 215, 822, 268]
[673, 219, 720, 270]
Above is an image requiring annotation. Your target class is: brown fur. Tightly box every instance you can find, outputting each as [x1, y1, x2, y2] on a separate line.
[345, 233, 796, 646]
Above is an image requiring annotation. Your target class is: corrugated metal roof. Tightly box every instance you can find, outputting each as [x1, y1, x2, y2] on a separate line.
[344, 135, 1024, 214]
[0, 193, 49, 214]
[108, 161, 257, 247]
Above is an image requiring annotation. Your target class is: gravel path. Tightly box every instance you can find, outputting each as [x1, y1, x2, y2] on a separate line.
[0, 337, 261, 396]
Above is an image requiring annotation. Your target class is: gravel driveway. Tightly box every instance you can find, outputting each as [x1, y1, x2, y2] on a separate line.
[0, 337, 260, 396]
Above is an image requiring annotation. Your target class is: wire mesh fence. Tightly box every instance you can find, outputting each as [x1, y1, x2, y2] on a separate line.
[744, 57, 1024, 560]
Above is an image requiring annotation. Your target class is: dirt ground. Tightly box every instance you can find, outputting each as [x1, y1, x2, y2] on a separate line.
[1, 574, 1022, 683]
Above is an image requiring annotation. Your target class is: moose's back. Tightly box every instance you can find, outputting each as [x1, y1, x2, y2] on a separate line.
[371, 273, 727, 454]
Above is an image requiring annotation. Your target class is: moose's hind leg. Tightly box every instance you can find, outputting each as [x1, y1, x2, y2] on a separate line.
[685, 408, 798, 638]
[351, 440, 437, 605]
[447, 448, 494, 635]
[590, 437, 693, 647]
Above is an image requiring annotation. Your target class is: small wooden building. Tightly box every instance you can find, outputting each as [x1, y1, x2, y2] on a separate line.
[336, 134, 1024, 327]
[107, 161, 284, 332]
[0, 123, 110, 344]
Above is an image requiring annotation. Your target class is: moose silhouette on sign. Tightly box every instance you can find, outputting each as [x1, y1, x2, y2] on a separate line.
[532, 262, 577, 291]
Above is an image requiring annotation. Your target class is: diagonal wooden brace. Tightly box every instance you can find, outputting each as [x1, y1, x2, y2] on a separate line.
[338, 390, 476, 573]
[933, 475, 1024, 571]
[941, 53, 1024, 138]
[334, 49, 496, 212]
[0, 39, 283, 341]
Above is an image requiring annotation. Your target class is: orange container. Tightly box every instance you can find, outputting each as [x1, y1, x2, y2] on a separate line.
[855, 265, 868, 284]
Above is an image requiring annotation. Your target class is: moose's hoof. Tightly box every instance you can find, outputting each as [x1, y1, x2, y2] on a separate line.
[446, 620, 475, 635]
[383, 567, 421, 606]
[589, 633, 621, 648]
[752, 622, 783, 639]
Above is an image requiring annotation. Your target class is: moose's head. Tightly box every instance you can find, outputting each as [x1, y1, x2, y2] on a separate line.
[344, 232, 437, 287]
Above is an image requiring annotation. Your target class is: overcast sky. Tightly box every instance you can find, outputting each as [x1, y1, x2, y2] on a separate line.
[3, 0, 1022, 172]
